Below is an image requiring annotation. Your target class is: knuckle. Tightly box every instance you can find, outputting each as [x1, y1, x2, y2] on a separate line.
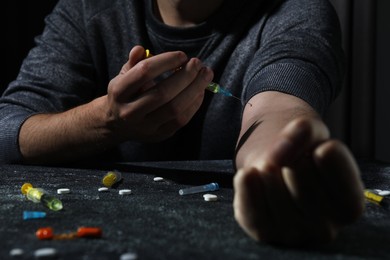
[135, 61, 152, 81]
[293, 117, 313, 134]
[174, 51, 187, 64]
[108, 85, 122, 101]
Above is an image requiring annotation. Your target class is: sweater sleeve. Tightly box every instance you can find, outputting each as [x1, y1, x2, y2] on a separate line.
[243, 0, 345, 115]
[0, 0, 97, 164]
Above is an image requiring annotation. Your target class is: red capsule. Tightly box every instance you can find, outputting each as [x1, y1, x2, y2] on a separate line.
[76, 227, 102, 238]
[36, 227, 54, 240]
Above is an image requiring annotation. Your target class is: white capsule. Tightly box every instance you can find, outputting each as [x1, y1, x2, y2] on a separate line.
[120, 252, 138, 260]
[98, 187, 109, 192]
[119, 189, 132, 195]
[153, 177, 164, 182]
[203, 194, 218, 201]
[9, 248, 24, 257]
[34, 248, 58, 258]
[378, 190, 390, 196]
[57, 188, 70, 194]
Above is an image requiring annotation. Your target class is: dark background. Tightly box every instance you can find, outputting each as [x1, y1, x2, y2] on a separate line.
[3, 1, 58, 94]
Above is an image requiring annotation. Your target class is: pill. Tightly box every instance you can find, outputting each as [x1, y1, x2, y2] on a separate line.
[102, 171, 122, 187]
[120, 252, 138, 260]
[98, 187, 109, 192]
[57, 188, 70, 194]
[153, 177, 164, 182]
[77, 227, 102, 238]
[203, 194, 218, 201]
[119, 189, 132, 195]
[36, 227, 54, 240]
[9, 248, 24, 257]
[364, 190, 384, 203]
[378, 190, 390, 196]
[33, 248, 58, 258]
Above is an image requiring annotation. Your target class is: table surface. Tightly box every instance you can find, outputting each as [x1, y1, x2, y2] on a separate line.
[1, 160, 390, 259]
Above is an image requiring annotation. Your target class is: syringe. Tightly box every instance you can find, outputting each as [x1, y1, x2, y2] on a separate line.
[206, 82, 241, 101]
[179, 182, 219, 195]
[21, 183, 63, 211]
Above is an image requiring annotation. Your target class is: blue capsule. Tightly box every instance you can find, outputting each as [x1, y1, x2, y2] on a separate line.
[23, 210, 46, 220]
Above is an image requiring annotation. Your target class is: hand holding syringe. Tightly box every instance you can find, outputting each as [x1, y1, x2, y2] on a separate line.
[145, 49, 241, 102]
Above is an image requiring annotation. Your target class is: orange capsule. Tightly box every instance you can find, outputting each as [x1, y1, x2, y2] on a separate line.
[36, 227, 54, 240]
[76, 227, 102, 238]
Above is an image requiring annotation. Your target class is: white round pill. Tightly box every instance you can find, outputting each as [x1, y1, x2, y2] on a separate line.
[379, 190, 390, 196]
[203, 194, 218, 201]
[34, 248, 58, 258]
[57, 188, 70, 194]
[98, 187, 109, 192]
[153, 177, 164, 182]
[119, 189, 132, 195]
[120, 252, 138, 260]
[9, 248, 24, 257]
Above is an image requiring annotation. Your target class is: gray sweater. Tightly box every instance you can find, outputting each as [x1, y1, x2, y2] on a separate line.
[0, 0, 344, 164]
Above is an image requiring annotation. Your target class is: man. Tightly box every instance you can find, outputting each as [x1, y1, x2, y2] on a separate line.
[0, 0, 364, 245]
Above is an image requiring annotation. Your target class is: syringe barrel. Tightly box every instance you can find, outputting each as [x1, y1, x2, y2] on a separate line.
[26, 188, 45, 203]
[206, 83, 220, 93]
[179, 182, 219, 195]
[41, 194, 63, 211]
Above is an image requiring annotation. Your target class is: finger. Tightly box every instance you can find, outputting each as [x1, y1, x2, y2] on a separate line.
[313, 140, 365, 225]
[256, 158, 338, 245]
[114, 51, 188, 101]
[264, 117, 329, 167]
[146, 67, 212, 125]
[280, 154, 333, 216]
[119, 46, 146, 74]
[124, 46, 156, 93]
[233, 168, 275, 242]
[257, 166, 315, 245]
[151, 92, 205, 140]
[130, 57, 203, 115]
[129, 45, 147, 68]
[280, 163, 338, 243]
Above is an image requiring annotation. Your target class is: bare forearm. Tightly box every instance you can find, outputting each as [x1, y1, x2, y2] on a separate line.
[235, 91, 321, 169]
[19, 96, 114, 164]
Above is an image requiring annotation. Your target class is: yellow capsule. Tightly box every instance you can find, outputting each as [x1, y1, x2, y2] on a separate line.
[21, 183, 33, 195]
[364, 189, 384, 203]
[102, 171, 122, 187]
[145, 49, 152, 58]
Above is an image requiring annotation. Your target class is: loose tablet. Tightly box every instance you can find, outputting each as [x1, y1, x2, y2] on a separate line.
[57, 188, 70, 194]
[9, 248, 24, 257]
[379, 190, 390, 196]
[203, 194, 218, 201]
[119, 189, 132, 195]
[153, 177, 164, 182]
[98, 187, 109, 192]
[34, 248, 58, 259]
[120, 252, 138, 260]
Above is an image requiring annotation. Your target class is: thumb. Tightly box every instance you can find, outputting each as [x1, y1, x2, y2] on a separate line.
[119, 45, 146, 74]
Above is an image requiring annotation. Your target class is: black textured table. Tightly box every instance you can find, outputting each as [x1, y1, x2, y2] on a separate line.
[1, 160, 390, 259]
